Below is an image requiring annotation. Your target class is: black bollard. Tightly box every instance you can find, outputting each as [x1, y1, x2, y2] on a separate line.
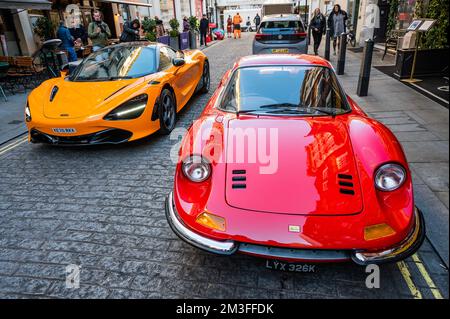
[357, 39, 375, 96]
[324, 29, 331, 61]
[337, 32, 347, 75]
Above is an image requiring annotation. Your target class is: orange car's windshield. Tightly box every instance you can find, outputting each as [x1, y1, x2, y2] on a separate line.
[70, 45, 157, 82]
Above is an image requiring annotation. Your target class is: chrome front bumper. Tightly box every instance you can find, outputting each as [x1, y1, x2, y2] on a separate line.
[351, 207, 425, 265]
[165, 192, 238, 255]
[165, 192, 425, 265]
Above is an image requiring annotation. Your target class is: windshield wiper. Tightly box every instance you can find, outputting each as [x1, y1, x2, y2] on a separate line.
[306, 107, 337, 117]
[260, 103, 337, 117]
[108, 76, 133, 80]
[259, 103, 299, 109]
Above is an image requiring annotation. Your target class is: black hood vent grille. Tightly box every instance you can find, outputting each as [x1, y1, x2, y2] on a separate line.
[49, 86, 59, 102]
[338, 174, 354, 195]
[231, 170, 247, 189]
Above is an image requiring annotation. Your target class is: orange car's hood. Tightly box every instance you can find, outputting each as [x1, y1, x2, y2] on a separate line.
[42, 78, 138, 119]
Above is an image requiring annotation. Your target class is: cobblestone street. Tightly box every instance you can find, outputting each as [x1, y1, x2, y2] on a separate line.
[0, 33, 448, 299]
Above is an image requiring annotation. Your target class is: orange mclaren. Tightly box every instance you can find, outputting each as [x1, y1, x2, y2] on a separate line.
[25, 42, 210, 145]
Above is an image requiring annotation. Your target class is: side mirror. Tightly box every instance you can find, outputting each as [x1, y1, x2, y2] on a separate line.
[172, 58, 186, 67]
[60, 64, 69, 77]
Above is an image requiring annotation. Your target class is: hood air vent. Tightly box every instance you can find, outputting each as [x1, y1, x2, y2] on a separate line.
[50, 86, 59, 102]
[232, 170, 247, 189]
[338, 174, 355, 195]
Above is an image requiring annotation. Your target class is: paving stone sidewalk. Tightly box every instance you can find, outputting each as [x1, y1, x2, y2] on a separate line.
[323, 43, 449, 267]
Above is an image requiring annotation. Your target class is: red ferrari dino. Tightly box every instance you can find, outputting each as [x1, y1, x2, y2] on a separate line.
[165, 54, 425, 265]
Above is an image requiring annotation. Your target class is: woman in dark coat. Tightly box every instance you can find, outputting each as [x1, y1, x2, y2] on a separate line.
[327, 4, 348, 55]
[309, 8, 326, 55]
[120, 19, 140, 42]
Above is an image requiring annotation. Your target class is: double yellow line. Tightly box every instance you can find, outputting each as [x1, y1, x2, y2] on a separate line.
[0, 136, 28, 156]
[397, 253, 444, 299]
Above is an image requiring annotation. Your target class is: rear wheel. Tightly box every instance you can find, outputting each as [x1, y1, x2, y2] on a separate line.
[158, 89, 176, 135]
[200, 60, 210, 94]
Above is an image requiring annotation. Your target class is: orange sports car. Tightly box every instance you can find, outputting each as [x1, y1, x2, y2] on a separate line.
[25, 42, 210, 145]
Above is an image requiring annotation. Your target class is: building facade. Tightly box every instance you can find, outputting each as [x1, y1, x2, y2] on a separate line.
[0, 0, 205, 57]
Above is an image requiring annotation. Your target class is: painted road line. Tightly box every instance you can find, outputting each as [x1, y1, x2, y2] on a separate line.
[397, 261, 423, 299]
[412, 253, 444, 299]
[0, 136, 28, 156]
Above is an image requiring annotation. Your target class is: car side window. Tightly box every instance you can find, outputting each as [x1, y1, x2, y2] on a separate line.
[158, 46, 177, 71]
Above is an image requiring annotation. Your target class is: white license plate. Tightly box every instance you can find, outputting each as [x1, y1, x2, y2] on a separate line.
[265, 260, 316, 273]
[52, 128, 77, 134]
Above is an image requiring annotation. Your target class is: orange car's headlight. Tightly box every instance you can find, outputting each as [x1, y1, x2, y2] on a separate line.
[25, 102, 31, 122]
[104, 94, 148, 120]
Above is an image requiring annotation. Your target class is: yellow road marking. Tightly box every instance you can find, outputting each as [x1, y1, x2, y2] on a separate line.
[397, 261, 423, 299]
[0, 136, 28, 155]
[412, 254, 444, 299]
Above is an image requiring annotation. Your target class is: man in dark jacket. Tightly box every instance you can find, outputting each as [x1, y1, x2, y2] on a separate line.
[199, 14, 209, 46]
[253, 13, 261, 30]
[120, 19, 140, 42]
[57, 21, 77, 62]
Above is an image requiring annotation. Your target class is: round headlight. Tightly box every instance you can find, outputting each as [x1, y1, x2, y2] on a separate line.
[182, 155, 211, 182]
[375, 163, 406, 191]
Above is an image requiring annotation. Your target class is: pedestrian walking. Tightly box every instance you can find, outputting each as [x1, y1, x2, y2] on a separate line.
[57, 21, 77, 62]
[183, 16, 190, 32]
[309, 8, 326, 55]
[155, 16, 166, 37]
[327, 4, 348, 55]
[199, 14, 209, 46]
[254, 13, 261, 30]
[120, 19, 140, 42]
[88, 10, 111, 52]
[232, 13, 242, 39]
[246, 16, 251, 31]
[226, 15, 233, 38]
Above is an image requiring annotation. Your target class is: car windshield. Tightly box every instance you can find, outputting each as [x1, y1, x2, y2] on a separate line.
[70, 45, 157, 81]
[220, 65, 349, 115]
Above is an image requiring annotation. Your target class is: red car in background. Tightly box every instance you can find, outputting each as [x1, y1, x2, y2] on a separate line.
[165, 54, 425, 265]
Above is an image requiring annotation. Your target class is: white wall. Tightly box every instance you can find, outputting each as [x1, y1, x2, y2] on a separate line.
[13, 9, 37, 56]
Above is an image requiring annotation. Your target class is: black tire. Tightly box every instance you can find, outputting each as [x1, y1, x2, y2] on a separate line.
[158, 88, 176, 135]
[200, 60, 210, 94]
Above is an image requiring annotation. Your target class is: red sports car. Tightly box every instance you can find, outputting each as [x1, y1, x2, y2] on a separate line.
[165, 54, 425, 265]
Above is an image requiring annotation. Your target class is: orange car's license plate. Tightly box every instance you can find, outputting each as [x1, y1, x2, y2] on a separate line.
[52, 128, 77, 134]
[272, 48, 289, 53]
[265, 260, 316, 273]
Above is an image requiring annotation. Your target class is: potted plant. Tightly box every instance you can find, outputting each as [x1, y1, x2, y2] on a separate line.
[169, 18, 180, 50]
[188, 16, 199, 49]
[33, 16, 55, 41]
[142, 17, 157, 42]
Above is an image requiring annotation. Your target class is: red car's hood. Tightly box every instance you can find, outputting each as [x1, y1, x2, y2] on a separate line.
[225, 117, 363, 216]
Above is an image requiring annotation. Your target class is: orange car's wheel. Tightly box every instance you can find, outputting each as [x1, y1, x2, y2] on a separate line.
[159, 88, 176, 135]
[200, 60, 210, 94]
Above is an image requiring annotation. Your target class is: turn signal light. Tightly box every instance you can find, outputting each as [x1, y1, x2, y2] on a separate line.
[364, 223, 396, 241]
[196, 212, 226, 232]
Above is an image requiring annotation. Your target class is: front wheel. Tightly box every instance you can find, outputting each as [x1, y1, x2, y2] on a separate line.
[200, 60, 210, 94]
[158, 89, 176, 135]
